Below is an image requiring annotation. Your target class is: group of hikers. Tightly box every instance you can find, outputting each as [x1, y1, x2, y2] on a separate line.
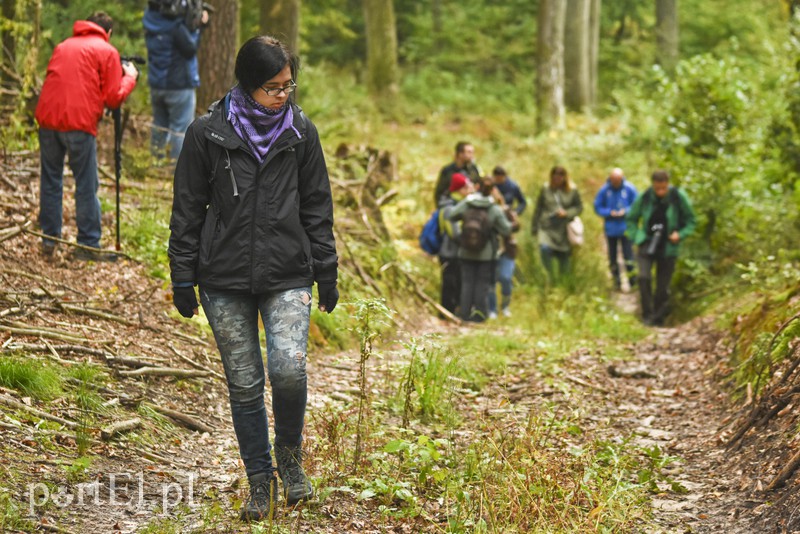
[427, 141, 697, 327]
[30, 7, 696, 524]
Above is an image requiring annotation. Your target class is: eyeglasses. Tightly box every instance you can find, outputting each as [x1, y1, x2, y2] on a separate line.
[260, 81, 297, 97]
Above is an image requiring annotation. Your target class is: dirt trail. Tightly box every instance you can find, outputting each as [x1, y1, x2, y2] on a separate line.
[0, 148, 785, 533]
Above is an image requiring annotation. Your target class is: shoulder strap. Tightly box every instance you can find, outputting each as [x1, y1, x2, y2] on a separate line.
[294, 107, 309, 166]
[669, 186, 684, 228]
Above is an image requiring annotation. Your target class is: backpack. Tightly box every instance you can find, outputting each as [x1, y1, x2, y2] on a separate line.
[154, 0, 206, 31]
[419, 209, 443, 255]
[460, 205, 492, 252]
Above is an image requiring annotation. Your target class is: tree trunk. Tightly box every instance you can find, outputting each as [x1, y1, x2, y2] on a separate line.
[197, 0, 239, 114]
[564, 0, 591, 112]
[536, 0, 567, 132]
[588, 0, 601, 108]
[20, 0, 40, 117]
[362, 0, 399, 109]
[259, 0, 300, 55]
[655, 0, 679, 72]
[1, 0, 15, 102]
[432, 0, 442, 45]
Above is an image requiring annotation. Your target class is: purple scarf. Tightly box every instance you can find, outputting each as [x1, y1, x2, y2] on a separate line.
[227, 85, 300, 163]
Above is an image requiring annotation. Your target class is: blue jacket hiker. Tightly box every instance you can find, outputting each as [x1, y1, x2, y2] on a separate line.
[144, 2, 206, 160]
[492, 166, 527, 215]
[593, 168, 638, 290]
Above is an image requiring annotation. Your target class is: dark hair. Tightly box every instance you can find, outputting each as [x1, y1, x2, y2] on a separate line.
[651, 169, 670, 183]
[87, 12, 113, 33]
[492, 165, 506, 176]
[235, 35, 298, 94]
[455, 141, 472, 156]
[479, 177, 494, 197]
[549, 165, 570, 191]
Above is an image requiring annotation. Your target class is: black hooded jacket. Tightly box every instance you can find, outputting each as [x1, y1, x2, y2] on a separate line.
[168, 96, 338, 292]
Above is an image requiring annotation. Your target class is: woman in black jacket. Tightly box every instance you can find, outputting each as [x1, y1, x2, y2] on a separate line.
[168, 36, 338, 520]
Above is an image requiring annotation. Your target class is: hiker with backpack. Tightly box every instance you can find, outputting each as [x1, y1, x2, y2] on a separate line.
[625, 169, 696, 326]
[448, 177, 513, 322]
[531, 166, 583, 283]
[432, 172, 473, 314]
[593, 167, 638, 291]
[144, 0, 210, 161]
[168, 36, 338, 520]
[433, 141, 482, 205]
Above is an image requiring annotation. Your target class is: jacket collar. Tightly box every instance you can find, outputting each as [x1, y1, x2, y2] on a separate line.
[204, 94, 307, 151]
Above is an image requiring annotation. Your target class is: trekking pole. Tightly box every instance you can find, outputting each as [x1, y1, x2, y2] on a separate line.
[112, 106, 122, 251]
[113, 55, 146, 251]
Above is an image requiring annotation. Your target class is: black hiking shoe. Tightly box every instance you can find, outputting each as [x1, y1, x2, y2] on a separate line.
[274, 446, 313, 505]
[240, 472, 278, 521]
[41, 242, 57, 260]
[70, 247, 118, 263]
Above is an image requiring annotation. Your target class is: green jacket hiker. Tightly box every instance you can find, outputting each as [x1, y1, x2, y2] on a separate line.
[625, 186, 696, 258]
[531, 184, 583, 253]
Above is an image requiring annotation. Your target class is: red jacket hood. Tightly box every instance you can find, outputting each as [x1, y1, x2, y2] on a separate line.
[72, 20, 110, 41]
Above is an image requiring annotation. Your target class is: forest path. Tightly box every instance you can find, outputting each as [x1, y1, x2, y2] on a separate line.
[0, 148, 760, 533]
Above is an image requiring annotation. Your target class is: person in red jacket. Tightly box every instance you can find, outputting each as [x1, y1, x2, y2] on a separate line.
[35, 12, 138, 260]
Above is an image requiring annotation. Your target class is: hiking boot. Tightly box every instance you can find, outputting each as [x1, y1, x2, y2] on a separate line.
[71, 248, 118, 263]
[41, 242, 56, 259]
[240, 472, 278, 521]
[274, 445, 313, 505]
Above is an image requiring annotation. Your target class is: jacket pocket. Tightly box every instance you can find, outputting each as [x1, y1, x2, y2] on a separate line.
[199, 209, 221, 264]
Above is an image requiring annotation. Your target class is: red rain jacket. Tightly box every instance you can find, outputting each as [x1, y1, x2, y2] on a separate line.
[35, 20, 137, 137]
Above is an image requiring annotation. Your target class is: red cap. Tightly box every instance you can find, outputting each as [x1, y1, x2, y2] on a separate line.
[449, 173, 468, 192]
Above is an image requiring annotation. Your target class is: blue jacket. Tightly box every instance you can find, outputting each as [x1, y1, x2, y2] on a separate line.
[494, 178, 527, 215]
[593, 179, 638, 238]
[143, 9, 201, 90]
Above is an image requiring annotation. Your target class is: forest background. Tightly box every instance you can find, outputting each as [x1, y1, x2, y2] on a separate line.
[0, 0, 799, 532]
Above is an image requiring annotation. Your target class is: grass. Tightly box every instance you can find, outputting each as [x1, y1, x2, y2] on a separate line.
[0, 355, 63, 399]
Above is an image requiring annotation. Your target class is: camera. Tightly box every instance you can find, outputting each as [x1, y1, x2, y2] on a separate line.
[645, 223, 664, 257]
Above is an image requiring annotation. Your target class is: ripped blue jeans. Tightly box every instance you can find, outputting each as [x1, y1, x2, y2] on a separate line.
[200, 286, 312, 478]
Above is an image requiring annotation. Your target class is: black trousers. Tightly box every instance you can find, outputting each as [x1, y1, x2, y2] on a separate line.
[459, 260, 493, 322]
[439, 256, 461, 315]
[637, 249, 676, 324]
[607, 235, 635, 287]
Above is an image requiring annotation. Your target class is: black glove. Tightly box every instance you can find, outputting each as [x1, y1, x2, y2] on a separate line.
[173, 286, 198, 318]
[317, 281, 339, 313]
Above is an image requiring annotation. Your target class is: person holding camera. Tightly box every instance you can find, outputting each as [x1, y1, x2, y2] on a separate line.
[144, 0, 210, 161]
[625, 170, 696, 326]
[35, 11, 138, 261]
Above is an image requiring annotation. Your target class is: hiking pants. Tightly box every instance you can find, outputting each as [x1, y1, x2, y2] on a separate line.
[38, 129, 102, 248]
[459, 259, 493, 322]
[539, 244, 571, 283]
[607, 235, 635, 287]
[488, 255, 515, 313]
[439, 256, 461, 315]
[200, 286, 311, 478]
[636, 250, 676, 324]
